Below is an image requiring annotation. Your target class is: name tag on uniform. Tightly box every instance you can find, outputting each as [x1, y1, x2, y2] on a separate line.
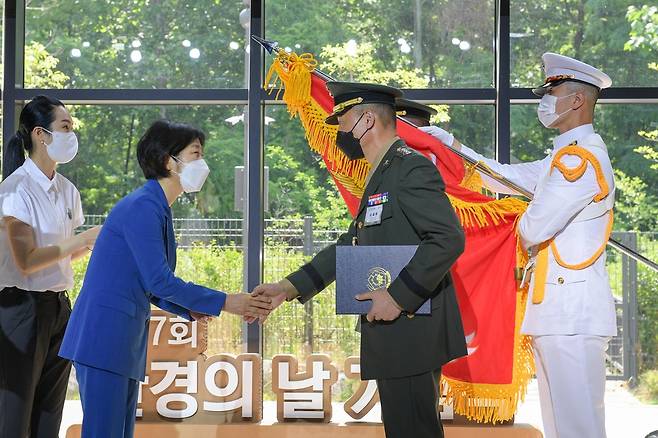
[364, 204, 383, 226]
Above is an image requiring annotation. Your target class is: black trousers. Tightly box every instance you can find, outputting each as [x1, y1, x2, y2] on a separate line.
[376, 368, 443, 438]
[0, 287, 72, 438]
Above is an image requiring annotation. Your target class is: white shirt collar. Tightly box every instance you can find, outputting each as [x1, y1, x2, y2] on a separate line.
[23, 158, 58, 193]
[553, 123, 595, 150]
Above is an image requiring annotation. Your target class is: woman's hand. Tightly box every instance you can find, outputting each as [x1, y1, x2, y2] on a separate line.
[4, 217, 100, 274]
[244, 289, 287, 325]
[223, 293, 273, 318]
[189, 312, 211, 353]
[190, 311, 212, 323]
[79, 225, 102, 250]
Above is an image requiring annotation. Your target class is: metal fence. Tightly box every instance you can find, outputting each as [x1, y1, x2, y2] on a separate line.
[83, 215, 341, 252]
[82, 215, 657, 381]
[607, 232, 657, 382]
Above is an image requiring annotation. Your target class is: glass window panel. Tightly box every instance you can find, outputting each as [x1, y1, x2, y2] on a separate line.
[511, 1, 658, 87]
[440, 104, 495, 158]
[1, 0, 3, 163]
[266, 0, 495, 88]
[24, 1, 248, 88]
[1, 0, 3, 85]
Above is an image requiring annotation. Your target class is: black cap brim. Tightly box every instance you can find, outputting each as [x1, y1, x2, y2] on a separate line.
[325, 113, 340, 125]
[325, 81, 402, 125]
[395, 98, 438, 121]
[532, 82, 555, 96]
[532, 78, 600, 96]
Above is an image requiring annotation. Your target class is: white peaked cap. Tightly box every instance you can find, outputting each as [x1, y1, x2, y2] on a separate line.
[533, 52, 612, 96]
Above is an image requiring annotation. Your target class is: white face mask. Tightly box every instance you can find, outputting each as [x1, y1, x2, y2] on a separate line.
[42, 128, 79, 164]
[537, 93, 576, 128]
[171, 156, 210, 193]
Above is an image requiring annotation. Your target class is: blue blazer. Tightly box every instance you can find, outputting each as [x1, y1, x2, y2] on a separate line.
[59, 179, 226, 381]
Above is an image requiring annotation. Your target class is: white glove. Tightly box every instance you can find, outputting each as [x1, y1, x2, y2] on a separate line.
[419, 125, 454, 147]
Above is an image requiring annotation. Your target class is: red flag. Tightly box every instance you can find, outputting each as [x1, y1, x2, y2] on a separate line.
[267, 52, 534, 423]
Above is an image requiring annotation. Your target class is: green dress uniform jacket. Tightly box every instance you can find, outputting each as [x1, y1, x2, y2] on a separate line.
[287, 139, 468, 380]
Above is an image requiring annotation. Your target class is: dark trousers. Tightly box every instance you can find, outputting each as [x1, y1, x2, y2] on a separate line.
[75, 362, 139, 438]
[376, 368, 443, 438]
[0, 287, 72, 438]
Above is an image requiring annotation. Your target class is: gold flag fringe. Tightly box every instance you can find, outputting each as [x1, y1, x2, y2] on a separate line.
[448, 195, 528, 230]
[440, 292, 535, 424]
[264, 51, 371, 190]
[440, 218, 534, 424]
[266, 50, 535, 424]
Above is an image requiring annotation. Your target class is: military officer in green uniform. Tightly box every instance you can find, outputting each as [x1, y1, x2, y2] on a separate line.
[252, 82, 467, 438]
[395, 97, 437, 127]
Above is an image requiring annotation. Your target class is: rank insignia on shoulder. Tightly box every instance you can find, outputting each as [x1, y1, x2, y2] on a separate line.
[367, 192, 389, 206]
[396, 146, 413, 156]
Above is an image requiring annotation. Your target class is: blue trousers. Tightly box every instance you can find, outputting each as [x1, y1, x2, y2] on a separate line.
[74, 362, 139, 438]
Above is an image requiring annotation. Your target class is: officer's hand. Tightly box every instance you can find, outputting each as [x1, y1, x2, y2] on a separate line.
[243, 291, 286, 325]
[251, 282, 286, 298]
[247, 280, 296, 324]
[419, 126, 456, 148]
[224, 293, 272, 318]
[355, 288, 402, 323]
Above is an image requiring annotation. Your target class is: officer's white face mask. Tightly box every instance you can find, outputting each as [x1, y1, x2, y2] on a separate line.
[171, 155, 210, 193]
[537, 93, 576, 128]
[41, 128, 79, 164]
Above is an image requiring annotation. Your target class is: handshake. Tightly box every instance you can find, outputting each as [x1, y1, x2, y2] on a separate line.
[191, 280, 295, 324]
[194, 279, 405, 324]
[241, 279, 296, 324]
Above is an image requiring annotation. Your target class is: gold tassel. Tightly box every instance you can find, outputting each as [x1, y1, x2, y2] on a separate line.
[460, 161, 484, 192]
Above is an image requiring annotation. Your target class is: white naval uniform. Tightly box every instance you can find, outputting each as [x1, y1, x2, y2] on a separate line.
[461, 123, 616, 438]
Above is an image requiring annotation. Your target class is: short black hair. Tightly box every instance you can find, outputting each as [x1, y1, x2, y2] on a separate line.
[355, 103, 397, 128]
[136, 119, 205, 179]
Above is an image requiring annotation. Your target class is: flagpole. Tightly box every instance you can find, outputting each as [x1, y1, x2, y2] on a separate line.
[252, 36, 658, 272]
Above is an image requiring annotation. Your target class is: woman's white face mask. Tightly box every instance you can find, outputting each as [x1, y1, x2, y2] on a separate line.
[171, 155, 210, 193]
[537, 93, 576, 128]
[41, 128, 79, 164]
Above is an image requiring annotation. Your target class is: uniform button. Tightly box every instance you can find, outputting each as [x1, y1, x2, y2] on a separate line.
[358, 222, 364, 229]
[557, 277, 565, 284]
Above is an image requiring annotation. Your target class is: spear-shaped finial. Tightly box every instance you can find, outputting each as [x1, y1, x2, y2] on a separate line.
[251, 35, 280, 54]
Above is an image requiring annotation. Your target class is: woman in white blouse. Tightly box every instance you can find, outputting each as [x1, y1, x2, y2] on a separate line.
[0, 95, 100, 437]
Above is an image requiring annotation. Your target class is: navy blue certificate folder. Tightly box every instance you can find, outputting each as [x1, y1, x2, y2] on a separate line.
[335, 245, 431, 315]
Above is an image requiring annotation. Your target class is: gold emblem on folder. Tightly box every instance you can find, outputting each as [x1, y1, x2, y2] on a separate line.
[367, 267, 392, 291]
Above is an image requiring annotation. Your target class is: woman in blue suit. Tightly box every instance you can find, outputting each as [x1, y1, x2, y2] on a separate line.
[59, 120, 271, 437]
